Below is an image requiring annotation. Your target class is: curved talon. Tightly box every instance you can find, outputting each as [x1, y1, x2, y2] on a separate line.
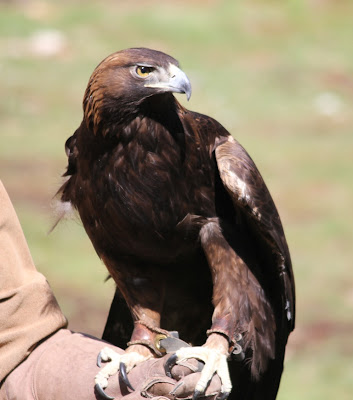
[231, 343, 245, 362]
[164, 353, 178, 378]
[217, 391, 231, 400]
[95, 383, 115, 400]
[119, 362, 135, 391]
[192, 389, 203, 400]
[97, 351, 104, 368]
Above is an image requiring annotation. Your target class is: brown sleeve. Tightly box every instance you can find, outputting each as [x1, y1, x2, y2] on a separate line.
[0, 180, 67, 382]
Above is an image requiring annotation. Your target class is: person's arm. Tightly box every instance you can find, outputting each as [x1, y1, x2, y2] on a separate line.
[0, 180, 67, 383]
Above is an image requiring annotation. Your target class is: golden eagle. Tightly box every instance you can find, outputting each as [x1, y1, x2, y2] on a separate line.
[59, 48, 295, 400]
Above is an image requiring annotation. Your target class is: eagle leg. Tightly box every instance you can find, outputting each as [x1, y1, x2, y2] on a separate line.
[185, 218, 256, 399]
[95, 263, 168, 395]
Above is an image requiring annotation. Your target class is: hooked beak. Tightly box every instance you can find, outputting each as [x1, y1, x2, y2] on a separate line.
[145, 63, 192, 101]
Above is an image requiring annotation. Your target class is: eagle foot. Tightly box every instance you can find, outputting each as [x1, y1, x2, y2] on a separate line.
[164, 346, 232, 400]
[95, 346, 152, 399]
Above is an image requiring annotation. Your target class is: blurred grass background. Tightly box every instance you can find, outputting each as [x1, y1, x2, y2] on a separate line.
[1, 0, 352, 398]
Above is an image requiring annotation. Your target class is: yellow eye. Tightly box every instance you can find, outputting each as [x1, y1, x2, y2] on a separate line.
[136, 66, 154, 77]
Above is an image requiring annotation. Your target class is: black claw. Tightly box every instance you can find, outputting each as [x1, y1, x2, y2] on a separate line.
[217, 392, 230, 400]
[231, 343, 245, 362]
[97, 352, 103, 368]
[192, 390, 203, 400]
[95, 383, 115, 400]
[164, 353, 178, 378]
[119, 362, 135, 391]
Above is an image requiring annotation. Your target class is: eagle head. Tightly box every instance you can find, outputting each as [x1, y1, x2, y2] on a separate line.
[83, 48, 191, 133]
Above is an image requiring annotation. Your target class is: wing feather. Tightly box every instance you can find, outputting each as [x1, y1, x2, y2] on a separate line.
[215, 135, 295, 331]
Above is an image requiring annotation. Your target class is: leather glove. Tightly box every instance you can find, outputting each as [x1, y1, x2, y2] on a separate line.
[0, 330, 222, 400]
[114, 355, 223, 400]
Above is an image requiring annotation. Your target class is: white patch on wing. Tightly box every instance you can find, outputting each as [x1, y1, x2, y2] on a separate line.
[218, 135, 262, 220]
[252, 206, 262, 220]
[236, 175, 248, 200]
[227, 135, 236, 144]
[225, 166, 250, 202]
[285, 300, 292, 321]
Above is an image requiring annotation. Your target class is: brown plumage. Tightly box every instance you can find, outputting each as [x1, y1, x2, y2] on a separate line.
[59, 48, 295, 399]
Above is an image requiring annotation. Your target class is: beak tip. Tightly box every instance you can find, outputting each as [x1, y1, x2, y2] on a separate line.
[182, 80, 192, 101]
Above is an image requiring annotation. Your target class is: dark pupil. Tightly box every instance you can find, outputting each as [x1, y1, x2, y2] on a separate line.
[140, 66, 152, 74]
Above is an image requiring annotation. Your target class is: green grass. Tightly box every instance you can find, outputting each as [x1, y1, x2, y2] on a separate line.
[1, 1, 352, 398]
